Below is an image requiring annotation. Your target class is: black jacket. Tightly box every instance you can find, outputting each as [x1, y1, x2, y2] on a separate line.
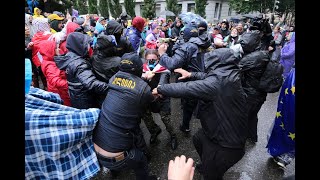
[93, 71, 154, 152]
[55, 32, 108, 109]
[171, 22, 183, 38]
[104, 20, 134, 57]
[91, 34, 122, 83]
[239, 50, 269, 100]
[158, 48, 248, 149]
[160, 36, 212, 73]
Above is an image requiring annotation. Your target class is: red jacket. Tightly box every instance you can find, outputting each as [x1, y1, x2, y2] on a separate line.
[39, 40, 71, 106]
[31, 32, 52, 67]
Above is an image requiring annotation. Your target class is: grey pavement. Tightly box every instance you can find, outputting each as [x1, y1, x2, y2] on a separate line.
[92, 91, 295, 180]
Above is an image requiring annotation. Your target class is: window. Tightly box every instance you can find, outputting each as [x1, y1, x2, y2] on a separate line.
[218, 3, 222, 20]
[140, 5, 144, 16]
[156, 4, 161, 17]
[187, 3, 195, 13]
[228, 7, 232, 16]
[214, 3, 219, 18]
[177, 4, 182, 14]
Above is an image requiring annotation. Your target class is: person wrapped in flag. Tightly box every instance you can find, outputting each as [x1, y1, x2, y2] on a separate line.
[266, 67, 295, 168]
[141, 49, 178, 150]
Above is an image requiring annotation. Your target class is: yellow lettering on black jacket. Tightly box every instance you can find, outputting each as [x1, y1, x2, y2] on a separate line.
[112, 77, 136, 89]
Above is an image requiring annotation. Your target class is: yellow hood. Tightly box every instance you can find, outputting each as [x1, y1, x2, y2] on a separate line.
[33, 7, 44, 18]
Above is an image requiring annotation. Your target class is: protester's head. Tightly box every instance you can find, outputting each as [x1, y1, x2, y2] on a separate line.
[32, 18, 50, 33]
[48, 14, 65, 32]
[25, 7, 31, 14]
[183, 26, 199, 42]
[119, 52, 143, 77]
[230, 27, 239, 38]
[132, 16, 145, 32]
[176, 20, 182, 27]
[34, 7, 42, 16]
[236, 22, 244, 34]
[66, 32, 93, 57]
[106, 20, 124, 42]
[95, 34, 117, 56]
[167, 19, 173, 26]
[213, 26, 220, 35]
[161, 23, 169, 31]
[273, 26, 280, 34]
[144, 49, 160, 70]
[98, 17, 107, 26]
[25, 25, 30, 37]
[198, 20, 208, 35]
[65, 22, 80, 36]
[239, 30, 261, 54]
[221, 20, 229, 30]
[151, 23, 161, 34]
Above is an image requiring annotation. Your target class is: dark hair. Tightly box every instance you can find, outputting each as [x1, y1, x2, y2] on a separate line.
[144, 49, 160, 59]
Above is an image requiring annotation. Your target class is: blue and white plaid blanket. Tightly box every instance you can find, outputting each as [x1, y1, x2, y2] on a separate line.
[25, 87, 101, 180]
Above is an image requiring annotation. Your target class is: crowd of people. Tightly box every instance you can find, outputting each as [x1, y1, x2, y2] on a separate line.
[25, 5, 295, 180]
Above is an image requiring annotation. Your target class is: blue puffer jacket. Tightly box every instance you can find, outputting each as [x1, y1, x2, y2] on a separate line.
[160, 36, 212, 73]
[125, 26, 143, 53]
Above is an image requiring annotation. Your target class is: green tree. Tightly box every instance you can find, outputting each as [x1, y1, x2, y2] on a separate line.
[124, 0, 136, 17]
[99, 0, 110, 18]
[276, 0, 295, 17]
[166, 0, 181, 16]
[88, 0, 98, 14]
[108, 0, 122, 18]
[74, 0, 88, 14]
[142, 0, 155, 19]
[228, 0, 266, 14]
[194, 0, 207, 18]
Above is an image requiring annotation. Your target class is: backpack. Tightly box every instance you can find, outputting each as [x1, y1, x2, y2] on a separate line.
[258, 60, 284, 93]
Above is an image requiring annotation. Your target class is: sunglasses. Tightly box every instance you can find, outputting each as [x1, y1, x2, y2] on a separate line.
[146, 59, 158, 62]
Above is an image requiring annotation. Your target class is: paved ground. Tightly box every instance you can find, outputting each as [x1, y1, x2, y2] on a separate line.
[92, 91, 295, 180]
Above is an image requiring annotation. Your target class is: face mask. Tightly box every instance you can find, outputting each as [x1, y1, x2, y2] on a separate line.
[147, 59, 158, 70]
[199, 29, 205, 35]
[221, 27, 226, 30]
[231, 34, 237, 38]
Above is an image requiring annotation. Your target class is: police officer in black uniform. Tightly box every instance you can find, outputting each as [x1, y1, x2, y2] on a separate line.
[93, 52, 157, 180]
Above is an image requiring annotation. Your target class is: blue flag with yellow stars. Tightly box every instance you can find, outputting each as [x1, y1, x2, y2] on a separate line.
[266, 68, 295, 157]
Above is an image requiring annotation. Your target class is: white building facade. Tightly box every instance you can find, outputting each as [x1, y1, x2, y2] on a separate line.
[93, 0, 258, 23]
[117, 0, 241, 24]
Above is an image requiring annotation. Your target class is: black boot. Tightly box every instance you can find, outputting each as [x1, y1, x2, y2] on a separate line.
[150, 128, 162, 144]
[170, 135, 178, 150]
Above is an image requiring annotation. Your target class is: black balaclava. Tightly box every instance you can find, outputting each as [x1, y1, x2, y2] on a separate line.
[198, 21, 208, 35]
[183, 26, 199, 42]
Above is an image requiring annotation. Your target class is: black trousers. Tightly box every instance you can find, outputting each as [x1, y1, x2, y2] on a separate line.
[181, 98, 198, 129]
[193, 129, 245, 180]
[246, 93, 267, 141]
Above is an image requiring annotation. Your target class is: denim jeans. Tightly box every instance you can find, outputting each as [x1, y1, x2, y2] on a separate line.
[96, 148, 150, 180]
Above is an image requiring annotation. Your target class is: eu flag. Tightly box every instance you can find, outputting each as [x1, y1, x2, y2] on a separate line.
[266, 68, 295, 157]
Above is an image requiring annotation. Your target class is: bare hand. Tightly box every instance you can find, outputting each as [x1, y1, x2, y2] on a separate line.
[27, 42, 34, 49]
[174, 68, 191, 80]
[145, 71, 155, 80]
[152, 88, 163, 99]
[168, 155, 195, 180]
[158, 43, 168, 56]
[268, 46, 274, 52]
[66, 13, 72, 21]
